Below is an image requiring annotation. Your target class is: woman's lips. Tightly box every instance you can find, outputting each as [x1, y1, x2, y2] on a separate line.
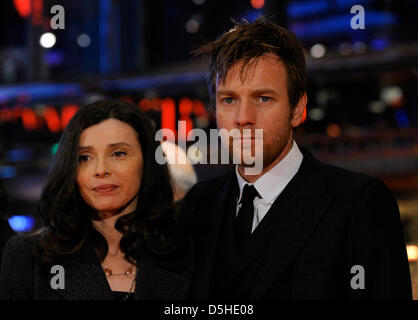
[92, 184, 119, 194]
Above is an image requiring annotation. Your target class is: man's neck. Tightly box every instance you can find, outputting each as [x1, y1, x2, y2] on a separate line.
[238, 137, 294, 183]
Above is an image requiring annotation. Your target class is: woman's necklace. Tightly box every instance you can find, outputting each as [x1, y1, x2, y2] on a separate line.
[103, 265, 134, 277]
[103, 265, 137, 300]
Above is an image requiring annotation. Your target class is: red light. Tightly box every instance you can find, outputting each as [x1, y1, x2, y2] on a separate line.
[21, 108, 39, 131]
[161, 98, 176, 135]
[250, 0, 264, 9]
[61, 104, 79, 128]
[13, 0, 31, 18]
[193, 100, 208, 118]
[44, 107, 61, 133]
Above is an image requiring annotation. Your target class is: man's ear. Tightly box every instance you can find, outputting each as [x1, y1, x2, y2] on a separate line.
[291, 93, 307, 128]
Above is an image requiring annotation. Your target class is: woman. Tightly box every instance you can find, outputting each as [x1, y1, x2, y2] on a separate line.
[0, 100, 191, 300]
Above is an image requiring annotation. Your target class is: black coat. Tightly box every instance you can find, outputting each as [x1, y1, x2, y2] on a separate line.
[0, 234, 192, 300]
[181, 147, 412, 299]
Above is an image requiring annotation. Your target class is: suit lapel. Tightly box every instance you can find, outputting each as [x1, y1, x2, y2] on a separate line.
[250, 149, 335, 299]
[191, 171, 237, 299]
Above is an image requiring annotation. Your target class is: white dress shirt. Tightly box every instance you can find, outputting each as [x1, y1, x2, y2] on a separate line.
[235, 140, 303, 233]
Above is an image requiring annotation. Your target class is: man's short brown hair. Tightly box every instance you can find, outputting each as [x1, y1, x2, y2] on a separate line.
[194, 18, 307, 109]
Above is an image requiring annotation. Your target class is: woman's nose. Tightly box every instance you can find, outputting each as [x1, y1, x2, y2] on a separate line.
[94, 158, 111, 177]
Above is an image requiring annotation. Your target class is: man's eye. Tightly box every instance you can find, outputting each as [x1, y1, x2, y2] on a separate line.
[113, 151, 127, 158]
[223, 97, 235, 104]
[258, 96, 271, 103]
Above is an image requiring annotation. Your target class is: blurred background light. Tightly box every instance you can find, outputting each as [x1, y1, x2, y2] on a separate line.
[185, 18, 200, 34]
[250, 0, 265, 10]
[368, 101, 386, 114]
[8, 215, 35, 233]
[338, 42, 352, 55]
[309, 108, 325, 121]
[407, 245, 418, 262]
[39, 32, 56, 49]
[77, 33, 91, 48]
[51, 143, 59, 156]
[352, 41, 367, 54]
[192, 0, 205, 5]
[310, 44, 326, 58]
[0, 166, 17, 179]
[6, 148, 33, 162]
[381, 86, 403, 106]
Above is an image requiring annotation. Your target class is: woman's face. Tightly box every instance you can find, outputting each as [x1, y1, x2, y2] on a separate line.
[76, 118, 144, 219]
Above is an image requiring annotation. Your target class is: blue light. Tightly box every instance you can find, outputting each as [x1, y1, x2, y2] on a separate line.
[290, 11, 398, 39]
[8, 215, 35, 233]
[241, 10, 264, 23]
[6, 149, 33, 162]
[0, 166, 17, 179]
[370, 38, 389, 51]
[44, 50, 65, 66]
[101, 70, 205, 92]
[336, 0, 371, 9]
[395, 109, 410, 128]
[0, 83, 82, 101]
[287, 1, 329, 19]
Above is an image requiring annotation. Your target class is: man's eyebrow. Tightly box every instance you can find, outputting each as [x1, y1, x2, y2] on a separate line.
[252, 88, 279, 96]
[216, 90, 236, 96]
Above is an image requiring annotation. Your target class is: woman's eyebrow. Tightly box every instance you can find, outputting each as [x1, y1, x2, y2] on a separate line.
[78, 146, 93, 152]
[78, 142, 133, 151]
[108, 142, 133, 148]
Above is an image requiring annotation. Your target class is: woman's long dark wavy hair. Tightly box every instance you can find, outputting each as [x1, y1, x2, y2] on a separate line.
[34, 99, 176, 266]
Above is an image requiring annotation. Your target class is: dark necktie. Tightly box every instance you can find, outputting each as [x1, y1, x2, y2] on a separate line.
[235, 184, 258, 250]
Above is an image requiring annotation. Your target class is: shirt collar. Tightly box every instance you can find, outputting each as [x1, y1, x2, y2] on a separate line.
[235, 140, 303, 204]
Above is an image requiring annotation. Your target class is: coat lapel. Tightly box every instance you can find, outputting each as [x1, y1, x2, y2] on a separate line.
[250, 149, 335, 298]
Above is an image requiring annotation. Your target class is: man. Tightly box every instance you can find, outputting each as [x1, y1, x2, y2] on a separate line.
[182, 18, 412, 299]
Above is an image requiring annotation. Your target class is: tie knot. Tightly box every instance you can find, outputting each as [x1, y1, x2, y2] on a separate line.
[241, 184, 258, 204]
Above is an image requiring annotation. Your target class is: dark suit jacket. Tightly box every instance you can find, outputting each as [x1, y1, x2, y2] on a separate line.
[0, 234, 192, 300]
[182, 147, 412, 299]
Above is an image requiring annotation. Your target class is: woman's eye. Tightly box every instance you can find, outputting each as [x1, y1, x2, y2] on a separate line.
[78, 155, 91, 163]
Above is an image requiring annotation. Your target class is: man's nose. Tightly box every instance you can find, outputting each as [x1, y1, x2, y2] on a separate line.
[234, 99, 256, 127]
[94, 157, 111, 177]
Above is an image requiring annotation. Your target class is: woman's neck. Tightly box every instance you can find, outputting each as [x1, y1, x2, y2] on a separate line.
[92, 212, 125, 256]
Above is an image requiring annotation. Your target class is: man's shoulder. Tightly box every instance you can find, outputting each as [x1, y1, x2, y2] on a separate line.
[186, 171, 233, 198]
[315, 158, 386, 194]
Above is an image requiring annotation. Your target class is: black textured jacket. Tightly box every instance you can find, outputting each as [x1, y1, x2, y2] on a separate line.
[0, 234, 192, 300]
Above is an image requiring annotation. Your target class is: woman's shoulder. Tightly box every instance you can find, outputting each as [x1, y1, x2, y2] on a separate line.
[1, 233, 41, 274]
[3, 233, 39, 257]
[0, 233, 41, 299]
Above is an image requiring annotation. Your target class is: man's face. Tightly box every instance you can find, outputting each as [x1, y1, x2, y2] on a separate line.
[215, 53, 306, 178]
